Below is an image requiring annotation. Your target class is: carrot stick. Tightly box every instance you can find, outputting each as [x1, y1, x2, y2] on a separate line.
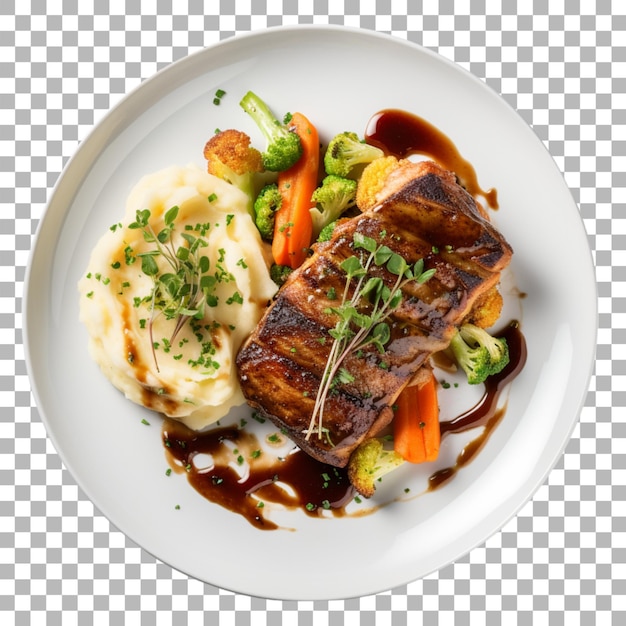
[393, 372, 440, 463]
[272, 112, 319, 269]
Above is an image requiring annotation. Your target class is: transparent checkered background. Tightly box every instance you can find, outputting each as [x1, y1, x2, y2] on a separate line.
[1, 0, 623, 624]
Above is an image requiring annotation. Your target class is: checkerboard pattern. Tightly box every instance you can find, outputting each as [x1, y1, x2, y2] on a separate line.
[1, 1, 622, 623]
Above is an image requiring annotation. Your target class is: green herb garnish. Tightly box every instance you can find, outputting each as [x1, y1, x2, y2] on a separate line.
[305, 232, 435, 442]
[128, 206, 224, 372]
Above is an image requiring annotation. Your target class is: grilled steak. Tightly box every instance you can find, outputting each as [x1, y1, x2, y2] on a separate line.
[236, 161, 513, 467]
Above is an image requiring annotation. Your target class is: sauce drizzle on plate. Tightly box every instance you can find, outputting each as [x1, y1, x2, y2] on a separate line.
[162, 420, 354, 531]
[365, 108, 499, 209]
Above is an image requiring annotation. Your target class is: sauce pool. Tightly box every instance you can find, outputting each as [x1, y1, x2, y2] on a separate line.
[365, 109, 499, 209]
[162, 420, 355, 531]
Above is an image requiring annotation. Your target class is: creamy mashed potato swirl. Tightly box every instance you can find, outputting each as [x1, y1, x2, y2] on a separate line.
[78, 164, 278, 430]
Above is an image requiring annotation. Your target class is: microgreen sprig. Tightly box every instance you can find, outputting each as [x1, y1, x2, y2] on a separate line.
[305, 232, 435, 442]
[128, 206, 219, 371]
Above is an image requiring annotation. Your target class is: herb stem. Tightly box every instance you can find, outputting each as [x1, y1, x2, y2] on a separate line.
[304, 233, 435, 442]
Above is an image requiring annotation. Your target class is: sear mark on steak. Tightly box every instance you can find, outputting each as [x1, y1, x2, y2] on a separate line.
[236, 161, 513, 467]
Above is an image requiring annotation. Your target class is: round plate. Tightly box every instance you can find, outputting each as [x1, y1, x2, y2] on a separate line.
[24, 26, 597, 600]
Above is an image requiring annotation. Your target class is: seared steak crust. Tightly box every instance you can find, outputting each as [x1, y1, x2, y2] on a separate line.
[236, 161, 513, 467]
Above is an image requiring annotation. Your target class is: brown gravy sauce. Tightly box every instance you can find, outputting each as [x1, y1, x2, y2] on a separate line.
[161, 110, 523, 529]
[364, 108, 499, 209]
[162, 420, 355, 531]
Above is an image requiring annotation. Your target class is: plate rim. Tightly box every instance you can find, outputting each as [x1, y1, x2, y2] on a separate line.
[23, 24, 598, 600]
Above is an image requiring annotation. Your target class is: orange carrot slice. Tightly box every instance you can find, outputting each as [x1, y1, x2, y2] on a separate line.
[272, 112, 319, 269]
[393, 372, 440, 463]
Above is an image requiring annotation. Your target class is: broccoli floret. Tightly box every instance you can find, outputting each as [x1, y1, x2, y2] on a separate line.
[310, 175, 357, 239]
[269, 263, 293, 286]
[317, 220, 338, 243]
[449, 331, 490, 385]
[347, 438, 405, 498]
[324, 131, 384, 178]
[239, 91, 303, 172]
[253, 183, 282, 241]
[459, 324, 510, 376]
[449, 323, 510, 385]
[203, 129, 264, 217]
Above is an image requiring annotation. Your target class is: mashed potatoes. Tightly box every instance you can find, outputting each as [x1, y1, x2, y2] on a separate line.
[78, 164, 278, 430]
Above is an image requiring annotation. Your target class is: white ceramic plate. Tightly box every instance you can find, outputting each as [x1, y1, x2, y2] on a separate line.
[24, 26, 597, 600]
